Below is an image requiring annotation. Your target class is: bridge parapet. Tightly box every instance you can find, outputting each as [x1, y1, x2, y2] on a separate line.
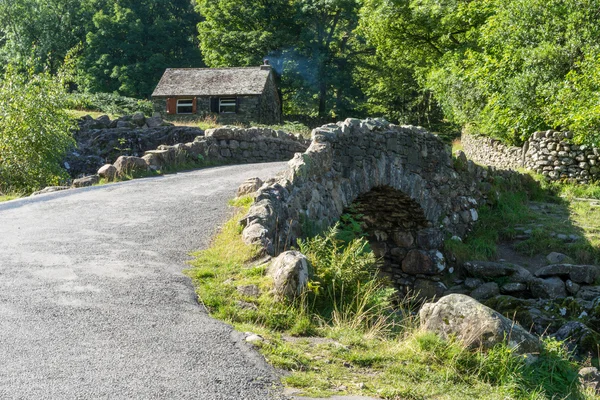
[241, 118, 492, 296]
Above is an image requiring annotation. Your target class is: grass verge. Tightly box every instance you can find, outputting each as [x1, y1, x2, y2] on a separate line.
[0, 193, 21, 202]
[445, 170, 600, 266]
[186, 198, 596, 399]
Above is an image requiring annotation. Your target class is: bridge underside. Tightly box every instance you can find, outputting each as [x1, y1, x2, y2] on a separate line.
[346, 186, 448, 298]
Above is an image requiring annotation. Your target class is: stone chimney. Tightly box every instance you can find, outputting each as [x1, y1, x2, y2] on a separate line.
[261, 59, 271, 71]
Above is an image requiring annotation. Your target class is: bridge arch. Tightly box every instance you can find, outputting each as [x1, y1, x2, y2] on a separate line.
[242, 118, 489, 295]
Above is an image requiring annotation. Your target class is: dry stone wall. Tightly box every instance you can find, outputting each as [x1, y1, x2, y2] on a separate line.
[463, 131, 600, 183]
[136, 126, 308, 172]
[241, 118, 496, 297]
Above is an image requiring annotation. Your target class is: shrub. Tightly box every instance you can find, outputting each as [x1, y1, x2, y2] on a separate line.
[0, 66, 76, 193]
[65, 92, 153, 116]
[298, 224, 396, 332]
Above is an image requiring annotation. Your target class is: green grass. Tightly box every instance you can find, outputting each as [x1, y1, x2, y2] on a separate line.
[0, 193, 21, 202]
[66, 109, 116, 120]
[186, 198, 596, 399]
[445, 171, 600, 265]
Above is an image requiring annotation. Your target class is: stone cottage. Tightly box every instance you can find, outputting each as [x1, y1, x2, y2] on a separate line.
[151, 62, 281, 125]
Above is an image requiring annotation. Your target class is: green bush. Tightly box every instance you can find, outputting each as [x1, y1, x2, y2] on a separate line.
[0, 66, 76, 193]
[65, 92, 153, 116]
[298, 224, 396, 331]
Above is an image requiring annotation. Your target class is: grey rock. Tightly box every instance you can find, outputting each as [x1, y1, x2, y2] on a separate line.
[132, 112, 146, 126]
[565, 279, 581, 295]
[546, 252, 574, 264]
[113, 156, 149, 176]
[237, 177, 263, 198]
[579, 367, 600, 394]
[470, 282, 499, 300]
[402, 250, 437, 275]
[245, 334, 264, 344]
[464, 278, 483, 290]
[267, 251, 311, 300]
[464, 261, 521, 278]
[72, 175, 99, 188]
[500, 282, 527, 294]
[420, 294, 541, 354]
[145, 116, 164, 128]
[392, 231, 414, 248]
[414, 279, 447, 300]
[97, 164, 117, 181]
[576, 286, 600, 301]
[530, 277, 567, 299]
[536, 264, 600, 284]
[31, 186, 70, 196]
[237, 285, 260, 298]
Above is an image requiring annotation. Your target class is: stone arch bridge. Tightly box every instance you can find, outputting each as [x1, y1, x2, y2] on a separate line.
[241, 118, 495, 297]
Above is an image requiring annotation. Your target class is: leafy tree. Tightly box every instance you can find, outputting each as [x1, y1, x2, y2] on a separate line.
[358, 0, 493, 128]
[197, 0, 365, 120]
[80, 0, 203, 98]
[428, 0, 600, 145]
[0, 0, 93, 73]
[0, 66, 76, 193]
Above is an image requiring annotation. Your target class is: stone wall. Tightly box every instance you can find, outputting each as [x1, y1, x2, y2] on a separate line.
[142, 126, 308, 170]
[241, 118, 496, 297]
[463, 132, 600, 183]
[461, 133, 525, 171]
[66, 113, 202, 178]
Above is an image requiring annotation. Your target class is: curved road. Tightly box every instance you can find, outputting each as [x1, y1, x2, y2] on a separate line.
[0, 162, 288, 400]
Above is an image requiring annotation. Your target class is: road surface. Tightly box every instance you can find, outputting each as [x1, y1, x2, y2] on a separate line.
[0, 162, 288, 400]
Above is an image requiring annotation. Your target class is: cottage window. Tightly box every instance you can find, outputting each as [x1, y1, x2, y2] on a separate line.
[219, 97, 237, 114]
[177, 99, 194, 114]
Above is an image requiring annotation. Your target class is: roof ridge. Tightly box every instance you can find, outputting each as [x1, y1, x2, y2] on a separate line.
[166, 66, 265, 71]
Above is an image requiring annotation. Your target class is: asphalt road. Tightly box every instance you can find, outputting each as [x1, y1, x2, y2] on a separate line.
[0, 162, 288, 400]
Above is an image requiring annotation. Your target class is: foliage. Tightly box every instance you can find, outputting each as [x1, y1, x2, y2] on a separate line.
[428, 0, 600, 145]
[197, 0, 366, 120]
[298, 224, 395, 327]
[0, 0, 94, 73]
[77, 0, 203, 98]
[0, 66, 75, 193]
[66, 92, 153, 116]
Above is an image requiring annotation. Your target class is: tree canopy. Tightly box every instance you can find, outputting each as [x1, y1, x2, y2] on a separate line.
[1, 0, 600, 144]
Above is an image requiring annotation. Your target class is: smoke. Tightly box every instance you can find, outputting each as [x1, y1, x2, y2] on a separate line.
[265, 48, 319, 90]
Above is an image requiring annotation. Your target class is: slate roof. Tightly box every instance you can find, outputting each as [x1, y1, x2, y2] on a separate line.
[151, 67, 271, 97]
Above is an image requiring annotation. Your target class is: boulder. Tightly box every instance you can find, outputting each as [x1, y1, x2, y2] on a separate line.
[470, 282, 500, 300]
[414, 279, 447, 299]
[97, 164, 117, 181]
[536, 264, 600, 284]
[31, 186, 70, 196]
[420, 294, 541, 354]
[576, 286, 600, 301]
[530, 277, 567, 299]
[132, 112, 146, 127]
[267, 251, 311, 300]
[237, 177, 264, 197]
[146, 116, 164, 128]
[546, 252, 574, 265]
[464, 261, 520, 278]
[72, 175, 99, 188]
[579, 367, 600, 394]
[552, 321, 600, 356]
[113, 156, 149, 176]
